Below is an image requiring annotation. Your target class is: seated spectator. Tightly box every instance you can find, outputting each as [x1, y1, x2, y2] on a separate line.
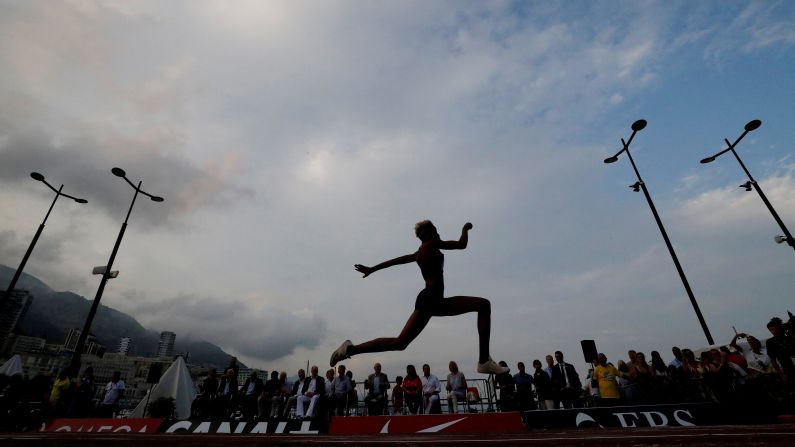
[269, 372, 290, 420]
[255, 371, 277, 421]
[283, 369, 306, 419]
[392, 376, 404, 414]
[402, 365, 422, 415]
[421, 364, 441, 414]
[446, 361, 469, 413]
[216, 368, 238, 419]
[532, 359, 555, 410]
[513, 362, 534, 412]
[240, 371, 263, 421]
[364, 363, 390, 416]
[296, 366, 325, 420]
[493, 361, 516, 411]
[329, 365, 353, 417]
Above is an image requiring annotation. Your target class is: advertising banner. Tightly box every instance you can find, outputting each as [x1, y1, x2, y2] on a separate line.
[330, 412, 525, 435]
[524, 403, 777, 429]
[41, 418, 164, 433]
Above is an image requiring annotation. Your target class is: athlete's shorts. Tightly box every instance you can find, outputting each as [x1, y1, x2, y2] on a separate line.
[415, 288, 444, 313]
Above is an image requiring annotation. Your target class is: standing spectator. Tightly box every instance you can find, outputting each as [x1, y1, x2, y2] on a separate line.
[669, 347, 684, 370]
[283, 369, 306, 419]
[345, 370, 358, 414]
[364, 363, 390, 416]
[513, 362, 534, 412]
[296, 366, 325, 420]
[329, 365, 353, 416]
[552, 351, 582, 408]
[493, 361, 516, 411]
[733, 333, 773, 375]
[421, 364, 441, 414]
[446, 361, 469, 413]
[324, 368, 336, 401]
[632, 352, 654, 403]
[650, 351, 669, 403]
[532, 359, 555, 410]
[392, 376, 404, 415]
[68, 366, 95, 417]
[766, 317, 795, 386]
[49, 369, 72, 417]
[98, 371, 125, 418]
[198, 368, 218, 419]
[593, 354, 621, 407]
[402, 365, 422, 415]
[227, 357, 240, 378]
[544, 355, 555, 378]
[240, 371, 263, 421]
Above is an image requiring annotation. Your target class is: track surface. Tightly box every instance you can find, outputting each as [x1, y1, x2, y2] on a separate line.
[3, 424, 795, 446]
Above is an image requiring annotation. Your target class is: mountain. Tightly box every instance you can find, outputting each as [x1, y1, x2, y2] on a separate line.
[1, 264, 240, 368]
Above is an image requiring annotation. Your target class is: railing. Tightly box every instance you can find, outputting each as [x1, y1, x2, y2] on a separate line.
[346, 377, 495, 415]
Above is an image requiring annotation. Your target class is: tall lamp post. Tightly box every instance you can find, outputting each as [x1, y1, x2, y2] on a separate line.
[69, 167, 163, 373]
[700, 120, 795, 252]
[604, 120, 715, 345]
[1, 172, 87, 311]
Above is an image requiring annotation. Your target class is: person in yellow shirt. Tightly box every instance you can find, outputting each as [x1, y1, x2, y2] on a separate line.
[49, 369, 72, 417]
[593, 353, 622, 407]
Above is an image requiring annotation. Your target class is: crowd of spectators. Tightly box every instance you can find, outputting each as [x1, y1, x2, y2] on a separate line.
[2, 313, 795, 428]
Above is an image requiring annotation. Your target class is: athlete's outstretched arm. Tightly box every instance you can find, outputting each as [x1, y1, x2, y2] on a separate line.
[355, 253, 416, 278]
[439, 222, 472, 250]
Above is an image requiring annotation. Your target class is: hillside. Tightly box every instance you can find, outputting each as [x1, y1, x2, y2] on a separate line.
[1, 264, 239, 368]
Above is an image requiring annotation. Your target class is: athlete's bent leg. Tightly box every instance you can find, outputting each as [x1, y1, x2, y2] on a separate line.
[432, 296, 491, 363]
[348, 311, 432, 356]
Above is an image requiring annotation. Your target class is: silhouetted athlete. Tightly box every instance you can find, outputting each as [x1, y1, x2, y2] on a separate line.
[330, 220, 509, 375]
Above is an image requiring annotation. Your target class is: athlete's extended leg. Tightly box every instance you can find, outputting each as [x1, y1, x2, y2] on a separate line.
[330, 311, 432, 366]
[432, 296, 491, 363]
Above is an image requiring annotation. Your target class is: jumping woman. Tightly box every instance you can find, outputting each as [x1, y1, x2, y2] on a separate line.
[330, 220, 509, 375]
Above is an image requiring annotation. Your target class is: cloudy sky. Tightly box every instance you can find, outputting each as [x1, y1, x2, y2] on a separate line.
[2, 0, 795, 379]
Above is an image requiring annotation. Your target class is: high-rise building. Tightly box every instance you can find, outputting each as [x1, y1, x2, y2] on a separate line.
[63, 328, 82, 352]
[63, 328, 97, 353]
[11, 335, 46, 353]
[157, 331, 176, 358]
[0, 290, 33, 354]
[118, 337, 132, 356]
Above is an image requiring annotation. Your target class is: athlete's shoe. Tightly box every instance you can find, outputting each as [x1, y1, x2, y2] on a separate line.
[330, 340, 352, 367]
[477, 357, 509, 375]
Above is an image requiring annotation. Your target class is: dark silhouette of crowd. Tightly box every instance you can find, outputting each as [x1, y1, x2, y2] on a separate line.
[2, 313, 795, 431]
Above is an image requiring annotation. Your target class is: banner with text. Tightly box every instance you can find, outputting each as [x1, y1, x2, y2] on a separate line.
[524, 403, 777, 429]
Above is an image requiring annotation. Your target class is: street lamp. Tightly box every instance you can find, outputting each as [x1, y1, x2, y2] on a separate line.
[604, 120, 715, 345]
[700, 120, 795, 253]
[1, 172, 87, 311]
[69, 167, 163, 373]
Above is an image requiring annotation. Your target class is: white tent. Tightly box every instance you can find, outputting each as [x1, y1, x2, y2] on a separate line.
[131, 356, 197, 419]
[0, 354, 23, 376]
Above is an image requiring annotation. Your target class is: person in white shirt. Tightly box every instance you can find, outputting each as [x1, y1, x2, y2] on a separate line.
[446, 361, 468, 413]
[421, 364, 441, 414]
[296, 366, 325, 420]
[99, 371, 125, 417]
